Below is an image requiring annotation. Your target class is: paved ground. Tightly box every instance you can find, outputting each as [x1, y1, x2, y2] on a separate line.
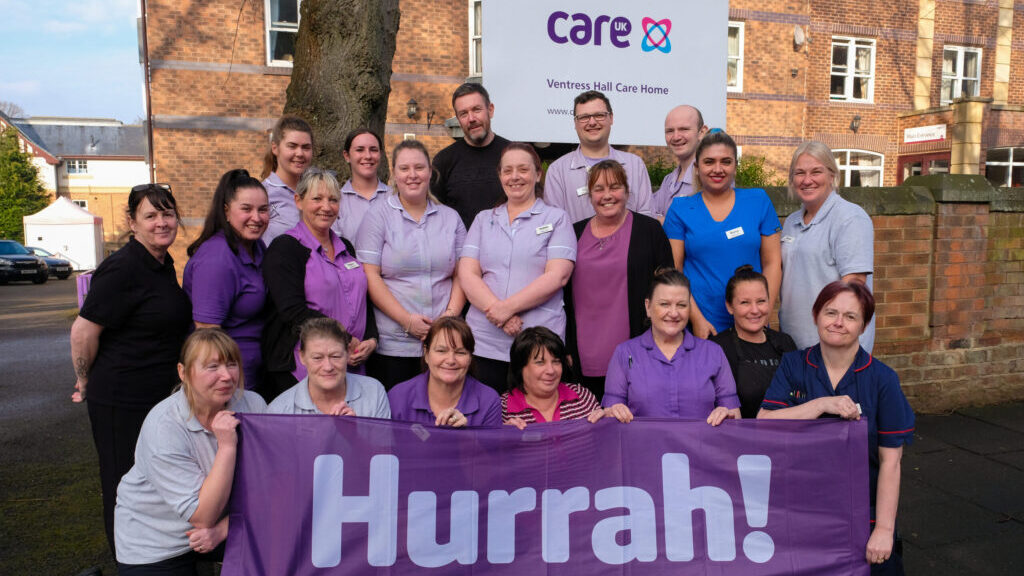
[1, 276, 1022, 574]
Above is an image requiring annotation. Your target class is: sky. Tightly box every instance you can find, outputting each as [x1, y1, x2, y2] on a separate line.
[0, 0, 144, 123]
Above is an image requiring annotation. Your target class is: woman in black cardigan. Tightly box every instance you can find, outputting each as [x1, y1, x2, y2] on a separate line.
[563, 160, 673, 399]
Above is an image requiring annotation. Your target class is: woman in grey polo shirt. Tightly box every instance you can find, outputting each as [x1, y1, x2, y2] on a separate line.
[779, 141, 876, 352]
[114, 329, 267, 574]
[268, 317, 391, 418]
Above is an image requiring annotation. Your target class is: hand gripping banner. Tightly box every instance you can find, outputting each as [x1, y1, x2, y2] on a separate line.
[222, 416, 870, 575]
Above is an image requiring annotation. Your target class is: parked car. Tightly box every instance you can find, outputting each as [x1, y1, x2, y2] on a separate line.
[0, 240, 48, 285]
[26, 246, 73, 279]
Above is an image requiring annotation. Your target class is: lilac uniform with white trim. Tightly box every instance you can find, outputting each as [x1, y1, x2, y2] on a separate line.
[653, 163, 696, 220]
[262, 172, 299, 246]
[543, 146, 655, 222]
[461, 198, 577, 362]
[355, 195, 466, 357]
[332, 178, 391, 241]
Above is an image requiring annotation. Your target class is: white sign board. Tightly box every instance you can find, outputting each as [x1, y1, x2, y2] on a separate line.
[903, 124, 947, 144]
[483, 0, 728, 146]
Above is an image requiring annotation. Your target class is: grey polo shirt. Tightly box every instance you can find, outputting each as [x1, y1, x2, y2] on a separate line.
[267, 373, 391, 419]
[779, 191, 876, 352]
[114, 389, 267, 565]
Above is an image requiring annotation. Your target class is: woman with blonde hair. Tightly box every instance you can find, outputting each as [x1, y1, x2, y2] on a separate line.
[113, 328, 266, 574]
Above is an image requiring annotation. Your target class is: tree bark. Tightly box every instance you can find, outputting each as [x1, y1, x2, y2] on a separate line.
[284, 0, 400, 180]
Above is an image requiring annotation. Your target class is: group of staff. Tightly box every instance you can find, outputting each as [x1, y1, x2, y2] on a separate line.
[68, 85, 912, 575]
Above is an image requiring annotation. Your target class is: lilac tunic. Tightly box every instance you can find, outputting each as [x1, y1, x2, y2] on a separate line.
[461, 199, 577, 362]
[543, 146, 654, 222]
[355, 195, 466, 357]
[603, 329, 740, 418]
[285, 221, 368, 381]
[653, 163, 696, 220]
[183, 232, 267, 390]
[572, 213, 632, 377]
[387, 372, 501, 427]
[262, 172, 299, 246]
[333, 178, 391, 241]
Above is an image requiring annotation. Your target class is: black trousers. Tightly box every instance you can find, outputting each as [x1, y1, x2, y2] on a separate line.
[86, 400, 151, 557]
[367, 354, 423, 391]
[118, 551, 199, 576]
[472, 355, 510, 394]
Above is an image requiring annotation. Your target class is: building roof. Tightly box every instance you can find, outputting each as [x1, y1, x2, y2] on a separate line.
[9, 117, 146, 158]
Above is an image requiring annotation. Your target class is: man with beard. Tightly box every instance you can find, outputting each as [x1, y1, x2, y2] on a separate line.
[432, 83, 511, 228]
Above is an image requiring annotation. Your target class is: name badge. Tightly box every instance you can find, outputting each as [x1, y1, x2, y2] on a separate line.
[576, 185, 590, 197]
[725, 226, 745, 240]
[344, 261, 360, 270]
[536, 223, 554, 235]
[781, 235, 795, 243]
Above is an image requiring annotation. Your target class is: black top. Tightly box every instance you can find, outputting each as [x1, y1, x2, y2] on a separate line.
[261, 234, 377, 374]
[711, 327, 797, 418]
[79, 237, 192, 409]
[563, 211, 674, 374]
[431, 134, 511, 228]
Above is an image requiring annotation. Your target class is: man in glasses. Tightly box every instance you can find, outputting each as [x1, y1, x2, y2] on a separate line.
[544, 90, 653, 223]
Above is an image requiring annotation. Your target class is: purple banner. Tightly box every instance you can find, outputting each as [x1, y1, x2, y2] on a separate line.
[223, 416, 870, 575]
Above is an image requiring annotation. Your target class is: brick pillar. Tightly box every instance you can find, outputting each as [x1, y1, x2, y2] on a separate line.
[994, 0, 1014, 105]
[914, 0, 935, 110]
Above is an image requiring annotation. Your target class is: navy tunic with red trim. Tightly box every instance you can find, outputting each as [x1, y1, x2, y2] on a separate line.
[761, 345, 915, 517]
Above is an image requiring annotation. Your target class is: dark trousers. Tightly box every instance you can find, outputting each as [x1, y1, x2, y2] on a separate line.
[86, 400, 151, 557]
[118, 551, 198, 576]
[871, 531, 905, 575]
[367, 354, 423, 391]
[472, 355, 510, 394]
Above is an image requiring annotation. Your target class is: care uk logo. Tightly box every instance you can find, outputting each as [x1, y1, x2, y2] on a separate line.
[546, 11, 672, 53]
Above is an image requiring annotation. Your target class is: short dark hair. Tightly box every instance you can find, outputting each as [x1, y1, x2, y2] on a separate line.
[573, 90, 612, 115]
[812, 280, 876, 327]
[344, 128, 383, 153]
[127, 183, 179, 222]
[299, 317, 353, 351]
[587, 160, 629, 196]
[452, 83, 491, 109]
[695, 130, 738, 163]
[507, 327, 574, 393]
[188, 169, 267, 257]
[424, 316, 476, 356]
[646, 267, 691, 300]
[725, 264, 768, 304]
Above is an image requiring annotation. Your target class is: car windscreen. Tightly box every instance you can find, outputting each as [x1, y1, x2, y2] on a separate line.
[0, 242, 31, 255]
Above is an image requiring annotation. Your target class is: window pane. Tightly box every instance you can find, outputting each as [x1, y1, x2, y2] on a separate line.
[985, 165, 1009, 187]
[850, 151, 882, 167]
[853, 76, 868, 99]
[942, 49, 957, 75]
[728, 27, 740, 56]
[832, 44, 848, 67]
[987, 148, 1011, 163]
[271, 0, 298, 24]
[1012, 165, 1024, 187]
[831, 75, 846, 96]
[270, 30, 296, 62]
[851, 170, 881, 187]
[964, 51, 979, 78]
[473, 38, 482, 73]
[928, 160, 949, 174]
[941, 78, 954, 102]
[474, 2, 482, 34]
[728, 61, 738, 86]
[962, 79, 978, 98]
[855, 47, 872, 74]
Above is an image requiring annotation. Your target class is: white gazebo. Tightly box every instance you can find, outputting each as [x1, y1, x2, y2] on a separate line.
[23, 197, 105, 270]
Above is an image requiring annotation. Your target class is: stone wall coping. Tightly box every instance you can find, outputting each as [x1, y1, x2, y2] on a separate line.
[764, 185, 937, 216]
[992, 187, 1024, 212]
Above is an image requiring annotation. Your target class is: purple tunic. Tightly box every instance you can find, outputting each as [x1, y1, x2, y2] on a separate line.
[183, 232, 266, 390]
[355, 196, 466, 356]
[572, 213, 632, 377]
[653, 162, 696, 220]
[387, 372, 501, 427]
[332, 178, 391, 241]
[603, 329, 740, 418]
[285, 221, 368, 381]
[461, 199, 577, 362]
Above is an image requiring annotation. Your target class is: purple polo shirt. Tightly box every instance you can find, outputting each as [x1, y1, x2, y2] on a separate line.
[653, 162, 695, 220]
[387, 372, 502, 427]
[603, 329, 740, 418]
[333, 178, 391, 241]
[263, 172, 300, 247]
[183, 232, 266, 390]
[355, 195, 466, 356]
[461, 199, 577, 362]
[285, 221, 368, 381]
[543, 146, 654, 223]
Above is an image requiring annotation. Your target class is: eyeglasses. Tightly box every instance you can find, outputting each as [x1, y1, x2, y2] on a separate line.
[130, 183, 173, 194]
[574, 112, 611, 124]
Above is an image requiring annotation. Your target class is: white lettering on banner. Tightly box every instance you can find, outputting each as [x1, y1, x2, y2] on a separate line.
[311, 452, 775, 567]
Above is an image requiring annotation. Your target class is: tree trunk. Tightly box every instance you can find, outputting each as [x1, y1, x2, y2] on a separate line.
[284, 0, 400, 180]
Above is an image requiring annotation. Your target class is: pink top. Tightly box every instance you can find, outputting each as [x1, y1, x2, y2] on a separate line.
[572, 212, 633, 377]
[501, 382, 601, 424]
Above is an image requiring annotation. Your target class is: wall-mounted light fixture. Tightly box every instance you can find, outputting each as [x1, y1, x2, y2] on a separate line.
[406, 98, 418, 119]
[850, 115, 861, 133]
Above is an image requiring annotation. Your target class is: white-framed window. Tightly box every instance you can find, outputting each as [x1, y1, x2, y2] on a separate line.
[265, 0, 300, 66]
[72, 199, 88, 209]
[728, 21, 744, 93]
[66, 159, 88, 174]
[985, 147, 1024, 187]
[833, 149, 883, 186]
[942, 46, 981, 104]
[469, 0, 482, 76]
[831, 37, 876, 102]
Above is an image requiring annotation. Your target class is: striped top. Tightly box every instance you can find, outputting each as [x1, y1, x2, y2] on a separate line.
[501, 382, 601, 424]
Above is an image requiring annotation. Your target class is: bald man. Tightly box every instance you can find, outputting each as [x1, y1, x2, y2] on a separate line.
[653, 105, 709, 222]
